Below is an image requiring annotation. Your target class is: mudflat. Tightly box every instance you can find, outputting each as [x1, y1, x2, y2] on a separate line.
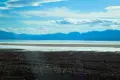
[0, 49, 120, 80]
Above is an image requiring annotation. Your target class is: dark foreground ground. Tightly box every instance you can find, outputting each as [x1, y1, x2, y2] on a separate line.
[0, 49, 120, 80]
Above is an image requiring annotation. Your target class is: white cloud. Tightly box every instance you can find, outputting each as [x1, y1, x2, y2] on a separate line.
[23, 20, 54, 25]
[17, 19, 120, 34]
[0, 0, 66, 10]
[1, 19, 120, 34]
[0, 7, 9, 10]
[4, 0, 66, 8]
[40, 0, 66, 3]
[19, 7, 90, 18]
[20, 7, 77, 18]
[105, 6, 120, 10]
[53, 18, 120, 26]
[6, 0, 20, 3]
[1, 5, 120, 34]
[19, 6, 120, 19]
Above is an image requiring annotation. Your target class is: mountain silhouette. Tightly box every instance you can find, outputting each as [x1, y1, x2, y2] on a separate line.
[0, 30, 119, 41]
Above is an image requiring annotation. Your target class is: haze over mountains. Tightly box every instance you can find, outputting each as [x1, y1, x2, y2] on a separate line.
[0, 30, 119, 41]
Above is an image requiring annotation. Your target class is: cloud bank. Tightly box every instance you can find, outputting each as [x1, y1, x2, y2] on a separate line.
[0, 0, 66, 10]
[52, 18, 120, 26]
[0, 18, 119, 34]
[18, 6, 120, 19]
[1, 0, 120, 34]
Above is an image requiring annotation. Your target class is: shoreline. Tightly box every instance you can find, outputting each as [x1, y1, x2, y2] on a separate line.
[0, 43, 120, 47]
[0, 44, 120, 52]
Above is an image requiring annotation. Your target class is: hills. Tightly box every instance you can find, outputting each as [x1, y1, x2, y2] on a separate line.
[0, 30, 120, 41]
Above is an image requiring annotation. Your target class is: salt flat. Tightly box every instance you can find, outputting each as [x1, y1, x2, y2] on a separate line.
[0, 40, 120, 52]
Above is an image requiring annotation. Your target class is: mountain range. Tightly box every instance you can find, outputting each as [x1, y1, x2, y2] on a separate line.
[0, 30, 119, 41]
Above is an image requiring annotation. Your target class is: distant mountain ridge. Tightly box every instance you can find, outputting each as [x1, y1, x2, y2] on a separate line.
[0, 30, 120, 41]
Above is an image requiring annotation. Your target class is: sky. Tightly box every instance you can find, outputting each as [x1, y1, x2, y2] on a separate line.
[0, 0, 120, 34]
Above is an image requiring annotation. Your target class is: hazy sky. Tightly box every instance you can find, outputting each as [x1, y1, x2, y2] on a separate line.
[0, 0, 120, 34]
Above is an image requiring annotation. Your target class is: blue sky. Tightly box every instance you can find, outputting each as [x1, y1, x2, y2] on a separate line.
[0, 0, 120, 34]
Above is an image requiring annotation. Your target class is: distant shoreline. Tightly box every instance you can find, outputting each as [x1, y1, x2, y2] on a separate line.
[0, 43, 120, 48]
